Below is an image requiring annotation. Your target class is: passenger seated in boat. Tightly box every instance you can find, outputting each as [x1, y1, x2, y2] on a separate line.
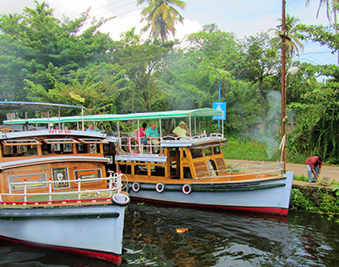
[134, 123, 148, 145]
[105, 125, 114, 136]
[145, 122, 160, 153]
[24, 145, 38, 156]
[42, 143, 49, 155]
[172, 121, 189, 137]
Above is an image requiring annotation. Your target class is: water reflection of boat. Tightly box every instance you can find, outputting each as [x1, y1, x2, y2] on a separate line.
[5, 108, 294, 215]
[123, 203, 291, 266]
[0, 101, 129, 266]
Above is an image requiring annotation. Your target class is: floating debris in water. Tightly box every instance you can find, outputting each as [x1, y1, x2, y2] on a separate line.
[176, 228, 188, 233]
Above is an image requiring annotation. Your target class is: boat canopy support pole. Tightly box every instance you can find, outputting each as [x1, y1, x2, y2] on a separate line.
[47, 110, 50, 130]
[159, 119, 162, 139]
[81, 108, 84, 131]
[117, 121, 120, 144]
[222, 112, 224, 137]
[189, 114, 192, 138]
[58, 108, 61, 129]
[194, 116, 196, 135]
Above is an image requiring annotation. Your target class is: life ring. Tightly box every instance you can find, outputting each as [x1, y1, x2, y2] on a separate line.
[156, 182, 165, 193]
[132, 182, 140, 192]
[128, 137, 140, 154]
[182, 184, 192, 195]
[111, 193, 130, 206]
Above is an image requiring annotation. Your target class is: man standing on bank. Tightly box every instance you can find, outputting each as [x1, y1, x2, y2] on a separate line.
[305, 156, 323, 183]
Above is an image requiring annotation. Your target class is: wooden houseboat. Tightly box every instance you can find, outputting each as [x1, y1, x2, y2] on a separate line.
[4, 108, 294, 216]
[0, 102, 129, 266]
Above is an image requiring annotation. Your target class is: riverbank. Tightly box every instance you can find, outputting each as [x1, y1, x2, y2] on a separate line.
[226, 159, 339, 183]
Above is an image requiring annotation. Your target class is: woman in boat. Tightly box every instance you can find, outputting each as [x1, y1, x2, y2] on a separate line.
[134, 123, 148, 145]
[105, 125, 114, 136]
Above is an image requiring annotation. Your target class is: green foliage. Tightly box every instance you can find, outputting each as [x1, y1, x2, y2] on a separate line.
[334, 184, 339, 196]
[222, 137, 269, 160]
[293, 174, 309, 182]
[290, 187, 339, 218]
[290, 188, 317, 211]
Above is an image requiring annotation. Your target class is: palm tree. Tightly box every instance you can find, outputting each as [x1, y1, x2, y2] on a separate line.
[306, 0, 339, 64]
[270, 14, 304, 58]
[120, 27, 140, 46]
[137, 0, 186, 41]
[306, 0, 339, 22]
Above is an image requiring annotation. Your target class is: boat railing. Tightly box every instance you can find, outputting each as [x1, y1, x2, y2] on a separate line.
[0, 172, 126, 204]
[116, 133, 224, 155]
[192, 161, 284, 183]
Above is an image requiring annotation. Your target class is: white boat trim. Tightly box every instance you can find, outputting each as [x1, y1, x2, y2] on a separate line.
[0, 156, 110, 170]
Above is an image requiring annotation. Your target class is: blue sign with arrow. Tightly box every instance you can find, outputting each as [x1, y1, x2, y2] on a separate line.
[212, 102, 226, 120]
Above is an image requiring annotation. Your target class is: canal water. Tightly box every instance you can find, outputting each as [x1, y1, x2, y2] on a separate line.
[0, 202, 338, 266]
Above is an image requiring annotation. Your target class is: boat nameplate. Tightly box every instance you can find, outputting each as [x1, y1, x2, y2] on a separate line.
[8, 173, 47, 191]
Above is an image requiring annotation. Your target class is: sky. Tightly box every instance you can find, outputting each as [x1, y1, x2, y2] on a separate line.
[0, 0, 337, 65]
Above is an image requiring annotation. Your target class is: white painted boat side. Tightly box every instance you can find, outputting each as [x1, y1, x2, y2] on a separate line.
[0, 204, 126, 255]
[128, 172, 294, 210]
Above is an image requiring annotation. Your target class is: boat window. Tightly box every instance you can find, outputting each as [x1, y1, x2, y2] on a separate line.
[190, 149, 203, 159]
[183, 167, 192, 179]
[78, 143, 87, 153]
[207, 160, 218, 176]
[135, 164, 148, 176]
[203, 148, 212, 157]
[89, 144, 98, 153]
[213, 146, 221, 155]
[169, 147, 178, 157]
[2, 144, 38, 157]
[23, 145, 38, 156]
[170, 161, 177, 177]
[119, 163, 132, 174]
[151, 165, 165, 176]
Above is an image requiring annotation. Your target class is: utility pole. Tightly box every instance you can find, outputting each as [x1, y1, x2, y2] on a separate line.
[281, 0, 287, 172]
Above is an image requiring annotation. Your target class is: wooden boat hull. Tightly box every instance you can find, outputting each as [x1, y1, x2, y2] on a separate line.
[0, 203, 126, 265]
[126, 172, 294, 216]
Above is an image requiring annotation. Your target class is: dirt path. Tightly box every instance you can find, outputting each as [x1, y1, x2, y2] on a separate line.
[225, 159, 339, 183]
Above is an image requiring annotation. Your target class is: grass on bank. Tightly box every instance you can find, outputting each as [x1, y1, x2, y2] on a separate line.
[221, 137, 328, 165]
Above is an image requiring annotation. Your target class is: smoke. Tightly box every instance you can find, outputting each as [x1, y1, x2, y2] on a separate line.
[248, 91, 281, 158]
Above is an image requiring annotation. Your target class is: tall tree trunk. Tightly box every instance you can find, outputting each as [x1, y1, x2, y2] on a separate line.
[335, 7, 339, 65]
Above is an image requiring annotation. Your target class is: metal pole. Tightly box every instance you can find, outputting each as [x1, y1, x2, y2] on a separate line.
[281, 0, 287, 172]
[211, 63, 221, 133]
[81, 108, 84, 131]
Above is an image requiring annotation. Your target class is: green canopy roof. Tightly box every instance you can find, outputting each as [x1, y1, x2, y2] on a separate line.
[3, 108, 222, 125]
[0, 101, 83, 112]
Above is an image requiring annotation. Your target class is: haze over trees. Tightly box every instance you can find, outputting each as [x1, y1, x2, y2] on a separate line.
[1, 1, 339, 163]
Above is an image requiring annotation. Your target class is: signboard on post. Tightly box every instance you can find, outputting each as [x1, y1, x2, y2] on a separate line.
[212, 102, 226, 120]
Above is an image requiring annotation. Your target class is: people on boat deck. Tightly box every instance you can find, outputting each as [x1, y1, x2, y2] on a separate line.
[173, 121, 190, 137]
[86, 124, 95, 132]
[145, 122, 160, 152]
[96, 123, 105, 133]
[305, 156, 323, 183]
[135, 122, 148, 145]
[42, 143, 49, 155]
[105, 125, 114, 136]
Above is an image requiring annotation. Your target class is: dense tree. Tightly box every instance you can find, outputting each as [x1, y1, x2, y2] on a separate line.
[137, 0, 186, 41]
[116, 39, 175, 112]
[237, 32, 280, 102]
